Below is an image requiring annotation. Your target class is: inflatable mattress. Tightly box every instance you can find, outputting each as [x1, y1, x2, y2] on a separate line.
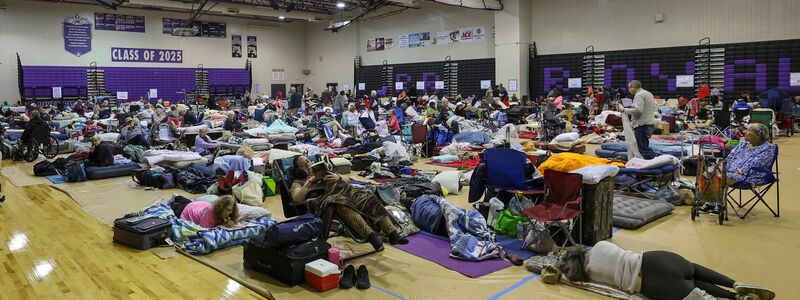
[613, 193, 673, 229]
[85, 162, 141, 180]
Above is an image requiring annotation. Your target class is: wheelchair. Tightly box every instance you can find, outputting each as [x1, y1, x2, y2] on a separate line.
[10, 136, 59, 162]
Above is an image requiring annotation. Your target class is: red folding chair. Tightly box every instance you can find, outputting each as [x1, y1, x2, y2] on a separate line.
[522, 170, 583, 247]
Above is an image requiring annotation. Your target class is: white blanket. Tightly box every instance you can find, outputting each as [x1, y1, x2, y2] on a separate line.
[142, 150, 203, 166]
[625, 154, 679, 169]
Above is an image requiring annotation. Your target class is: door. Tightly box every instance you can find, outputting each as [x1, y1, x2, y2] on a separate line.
[271, 84, 286, 99]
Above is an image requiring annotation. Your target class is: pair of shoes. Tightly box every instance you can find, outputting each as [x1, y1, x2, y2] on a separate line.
[339, 265, 370, 289]
[698, 202, 714, 213]
[367, 232, 384, 251]
[387, 231, 409, 245]
[709, 203, 723, 215]
[734, 283, 775, 300]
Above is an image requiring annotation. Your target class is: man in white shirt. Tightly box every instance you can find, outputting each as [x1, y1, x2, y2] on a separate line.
[623, 80, 657, 159]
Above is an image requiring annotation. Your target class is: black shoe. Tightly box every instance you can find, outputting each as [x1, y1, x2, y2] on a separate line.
[338, 265, 356, 289]
[388, 231, 409, 245]
[710, 203, 722, 215]
[355, 265, 371, 289]
[367, 232, 384, 251]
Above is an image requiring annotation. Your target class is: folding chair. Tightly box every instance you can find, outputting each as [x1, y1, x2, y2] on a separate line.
[726, 144, 780, 219]
[484, 148, 543, 195]
[522, 170, 583, 247]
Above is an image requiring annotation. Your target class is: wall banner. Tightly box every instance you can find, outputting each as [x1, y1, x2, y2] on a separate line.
[247, 35, 257, 58]
[111, 47, 183, 63]
[232, 35, 242, 58]
[63, 15, 92, 57]
[94, 13, 145, 32]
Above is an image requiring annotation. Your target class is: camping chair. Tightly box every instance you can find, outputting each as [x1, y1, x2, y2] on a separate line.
[271, 155, 372, 246]
[615, 164, 679, 200]
[151, 123, 182, 149]
[522, 170, 583, 248]
[726, 144, 780, 219]
[483, 148, 545, 207]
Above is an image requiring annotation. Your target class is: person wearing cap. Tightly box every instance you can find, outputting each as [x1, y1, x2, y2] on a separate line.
[121, 117, 150, 148]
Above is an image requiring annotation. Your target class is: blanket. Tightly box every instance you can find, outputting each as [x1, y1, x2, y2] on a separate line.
[625, 155, 679, 169]
[539, 153, 624, 174]
[436, 196, 503, 261]
[560, 277, 716, 300]
[141, 203, 276, 255]
[143, 149, 203, 166]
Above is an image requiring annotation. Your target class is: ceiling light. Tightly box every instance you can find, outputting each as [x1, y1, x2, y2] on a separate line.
[278, 16, 285, 20]
[336, 2, 345, 8]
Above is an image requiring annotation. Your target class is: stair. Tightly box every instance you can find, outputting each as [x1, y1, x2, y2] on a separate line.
[87, 63, 114, 105]
[381, 63, 394, 96]
[195, 65, 209, 98]
[582, 46, 605, 92]
[694, 43, 725, 96]
[443, 60, 458, 98]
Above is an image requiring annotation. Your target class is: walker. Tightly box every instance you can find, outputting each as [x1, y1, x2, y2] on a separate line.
[691, 155, 728, 225]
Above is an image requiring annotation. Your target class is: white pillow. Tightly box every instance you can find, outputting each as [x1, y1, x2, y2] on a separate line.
[553, 132, 579, 142]
[569, 165, 619, 184]
[432, 170, 462, 195]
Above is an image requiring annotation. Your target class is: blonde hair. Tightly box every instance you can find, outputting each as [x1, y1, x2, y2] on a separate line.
[213, 195, 239, 227]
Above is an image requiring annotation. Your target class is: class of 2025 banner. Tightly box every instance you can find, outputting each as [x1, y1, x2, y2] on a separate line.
[111, 47, 183, 63]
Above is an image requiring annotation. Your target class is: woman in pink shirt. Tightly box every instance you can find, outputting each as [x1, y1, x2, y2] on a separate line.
[178, 195, 239, 228]
[387, 109, 400, 134]
[554, 91, 564, 110]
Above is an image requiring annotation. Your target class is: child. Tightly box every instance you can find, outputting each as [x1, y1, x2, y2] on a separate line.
[174, 195, 239, 228]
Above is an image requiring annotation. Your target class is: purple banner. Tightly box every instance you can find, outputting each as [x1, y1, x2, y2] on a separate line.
[63, 16, 92, 57]
[94, 13, 145, 32]
[162, 18, 226, 38]
[111, 47, 183, 63]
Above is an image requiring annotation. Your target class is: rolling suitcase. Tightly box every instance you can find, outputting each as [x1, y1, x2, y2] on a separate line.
[113, 215, 171, 250]
[243, 236, 331, 286]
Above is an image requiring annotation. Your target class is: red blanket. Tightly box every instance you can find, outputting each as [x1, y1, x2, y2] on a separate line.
[430, 156, 481, 169]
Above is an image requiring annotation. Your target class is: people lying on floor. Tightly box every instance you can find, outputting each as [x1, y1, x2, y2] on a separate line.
[223, 111, 242, 132]
[20, 111, 50, 146]
[194, 127, 220, 156]
[556, 242, 775, 300]
[121, 117, 150, 148]
[172, 195, 239, 228]
[86, 136, 115, 168]
[289, 156, 408, 250]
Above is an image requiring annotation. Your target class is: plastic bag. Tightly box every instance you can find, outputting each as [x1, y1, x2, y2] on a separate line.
[233, 171, 264, 206]
[494, 210, 525, 237]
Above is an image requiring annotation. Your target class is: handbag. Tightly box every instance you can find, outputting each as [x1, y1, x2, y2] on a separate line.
[262, 176, 277, 197]
[494, 210, 525, 237]
[518, 221, 556, 254]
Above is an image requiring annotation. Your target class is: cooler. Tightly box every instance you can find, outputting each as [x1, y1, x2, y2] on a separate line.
[304, 259, 340, 292]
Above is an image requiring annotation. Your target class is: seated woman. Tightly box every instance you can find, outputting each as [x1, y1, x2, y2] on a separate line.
[222, 111, 242, 132]
[86, 136, 115, 168]
[387, 109, 400, 135]
[171, 195, 239, 228]
[121, 117, 150, 148]
[726, 123, 774, 186]
[319, 107, 349, 139]
[289, 156, 407, 251]
[194, 127, 220, 155]
[558, 242, 774, 300]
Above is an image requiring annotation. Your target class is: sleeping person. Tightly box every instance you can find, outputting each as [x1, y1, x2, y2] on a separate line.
[557, 242, 774, 300]
[289, 156, 407, 251]
[171, 195, 239, 228]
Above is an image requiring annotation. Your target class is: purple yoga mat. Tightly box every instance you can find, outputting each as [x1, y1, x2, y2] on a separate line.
[392, 233, 513, 278]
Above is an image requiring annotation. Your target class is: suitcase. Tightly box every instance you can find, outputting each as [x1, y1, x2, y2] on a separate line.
[113, 215, 171, 250]
[572, 177, 614, 245]
[243, 237, 331, 286]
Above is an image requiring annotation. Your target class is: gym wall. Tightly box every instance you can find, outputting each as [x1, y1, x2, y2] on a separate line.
[0, 0, 307, 102]
[355, 58, 495, 99]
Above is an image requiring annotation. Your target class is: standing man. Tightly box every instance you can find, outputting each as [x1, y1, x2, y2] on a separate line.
[623, 80, 657, 159]
[288, 87, 302, 117]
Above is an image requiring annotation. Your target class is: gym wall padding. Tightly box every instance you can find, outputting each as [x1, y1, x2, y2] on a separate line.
[531, 39, 800, 98]
[354, 58, 495, 98]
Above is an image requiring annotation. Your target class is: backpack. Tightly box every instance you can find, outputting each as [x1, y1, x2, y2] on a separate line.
[132, 169, 175, 189]
[64, 162, 87, 182]
[386, 204, 419, 238]
[263, 214, 322, 249]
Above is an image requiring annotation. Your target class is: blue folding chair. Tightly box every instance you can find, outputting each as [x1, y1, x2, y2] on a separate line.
[484, 148, 543, 195]
[394, 107, 405, 124]
[726, 144, 780, 219]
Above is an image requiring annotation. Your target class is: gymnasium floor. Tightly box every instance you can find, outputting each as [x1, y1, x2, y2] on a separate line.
[1, 137, 799, 299]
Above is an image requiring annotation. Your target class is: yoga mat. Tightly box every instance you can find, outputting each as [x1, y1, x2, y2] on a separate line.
[392, 232, 513, 278]
[496, 236, 535, 260]
[46, 174, 66, 184]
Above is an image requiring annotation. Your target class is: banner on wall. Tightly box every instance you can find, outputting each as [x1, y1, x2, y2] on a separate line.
[435, 32, 450, 45]
[117, 91, 128, 100]
[395, 82, 404, 90]
[460, 28, 474, 42]
[420, 32, 430, 47]
[448, 30, 460, 43]
[568, 78, 582, 88]
[435, 81, 444, 89]
[408, 33, 420, 48]
[52, 87, 62, 99]
[162, 18, 226, 38]
[232, 35, 242, 57]
[376, 38, 385, 51]
[367, 39, 376, 52]
[247, 35, 257, 58]
[385, 37, 394, 50]
[358, 83, 366, 90]
[398, 35, 409, 49]
[480, 80, 491, 89]
[94, 13, 145, 32]
[474, 27, 485, 40]
[790, 73, 800, 86]
[416, 81, 425, 90]
[508, 80, 517, 92]
[676, 75, 694, 88]
[111, 47, 182, 63]
[63, 15, 92, 57]
[148, 89, 158, 99]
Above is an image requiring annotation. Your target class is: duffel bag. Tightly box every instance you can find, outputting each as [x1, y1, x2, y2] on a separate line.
[263, 214, 322, 249]
[33, 160, 58, 176]
[132, 169, 174, 189]
[351, 156, 376, 171]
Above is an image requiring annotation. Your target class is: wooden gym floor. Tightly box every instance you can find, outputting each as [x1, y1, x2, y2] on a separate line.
[1, 137, 800, 299]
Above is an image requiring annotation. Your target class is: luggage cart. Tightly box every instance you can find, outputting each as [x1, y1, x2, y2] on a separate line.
[691, 155, 728, 225]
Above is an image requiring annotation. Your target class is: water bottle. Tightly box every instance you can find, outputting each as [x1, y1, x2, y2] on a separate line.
[327, 246, 342, 267]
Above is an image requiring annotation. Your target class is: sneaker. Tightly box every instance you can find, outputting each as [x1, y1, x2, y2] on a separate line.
[367, 232, 384, 251]
[698, 202, 714, 213]
[355, 265, 371, 289]
[710, 203, 723, 215]
[734, 283, 775, 300]
[338, 265, 356, 289]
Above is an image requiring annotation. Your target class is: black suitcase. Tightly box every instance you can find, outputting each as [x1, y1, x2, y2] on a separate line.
[243, 237, 330, 286]
[113, 215, 171, 250]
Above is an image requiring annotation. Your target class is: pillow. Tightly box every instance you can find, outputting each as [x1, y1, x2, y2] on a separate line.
[432, 170, 462, 195]
[331, 157, 352, 167]
[570, 165, 620, 184]
[194, 194, 220, 203]
[553, 132, 579, 142]
[237, 203, 270, 221]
